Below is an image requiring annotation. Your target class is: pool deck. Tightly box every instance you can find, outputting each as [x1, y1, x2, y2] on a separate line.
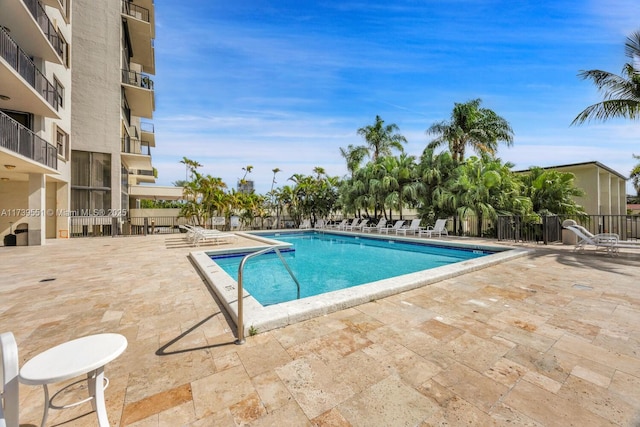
[2, 232, 640, 426]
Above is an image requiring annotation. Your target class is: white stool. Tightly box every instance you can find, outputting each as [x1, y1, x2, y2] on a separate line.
[19, 334, 127, 427]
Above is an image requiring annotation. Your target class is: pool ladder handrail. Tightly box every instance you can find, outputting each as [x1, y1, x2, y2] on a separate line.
[236, 245, 301, 344]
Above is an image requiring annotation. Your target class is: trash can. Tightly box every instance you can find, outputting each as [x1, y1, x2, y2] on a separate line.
[15, 223, 28, 246]
[3, 233, 16, 246]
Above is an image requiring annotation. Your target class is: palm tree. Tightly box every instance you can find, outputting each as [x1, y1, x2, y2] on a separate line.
[572, 30, 640, 124]
[518, 167, 585, 215]
[339, 144, 368, 178]
[357, 115, 407, 161]
[629, 154, 640, 196]
[180, 157, 202, 181]
[427, 98, 514, 163]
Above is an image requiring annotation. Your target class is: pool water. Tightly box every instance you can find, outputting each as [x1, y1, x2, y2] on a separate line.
[212, 232, 490, 306]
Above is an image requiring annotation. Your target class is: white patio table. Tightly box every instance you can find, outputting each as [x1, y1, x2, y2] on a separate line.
[19, 333, 127, 427]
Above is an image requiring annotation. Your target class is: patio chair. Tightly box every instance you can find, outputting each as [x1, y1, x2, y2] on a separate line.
[567, 223, 640, 247]
[363, 218, 387, 233]
[419, 219, 448, 238]
[188, 227, 237, 247]
[299, 219, 311, 229]
[380, 220, 405, 234]
[564, 224, 620, 254]
[340, 219, 359, 231]
[395, 218, 423, 236]
[346, 219, 369, 231]
[328, 219, 348, 230]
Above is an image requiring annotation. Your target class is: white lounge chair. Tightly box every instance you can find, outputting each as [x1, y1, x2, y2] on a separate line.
[419, 219, 448, 238]
[299, 219, 311, 229]
[340, 218, 359, 231]
[569, 223, 640, 247]
[380, 220, 405, 234]
[363, 218, 387, 233]
[328, 219, 348, 230]
[564, 224, 621, 254]
[347, 219, 370, 231]
[395, 218, 423, 235]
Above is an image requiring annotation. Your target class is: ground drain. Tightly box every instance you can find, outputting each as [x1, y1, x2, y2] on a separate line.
[39, 278, 56, 282]
[572, 283, 592, 290]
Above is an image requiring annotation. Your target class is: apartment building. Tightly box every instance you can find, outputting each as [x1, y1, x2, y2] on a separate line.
[0, 0, 157, 246]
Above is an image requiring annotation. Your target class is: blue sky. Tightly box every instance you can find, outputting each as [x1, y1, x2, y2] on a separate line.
[151, 0, 640, 194]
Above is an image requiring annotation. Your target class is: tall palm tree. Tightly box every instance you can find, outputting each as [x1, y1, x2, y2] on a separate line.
[357, 115, 407, 161]
[339, 144, 368, 178]
[180, 157, 202, 181]
[572, 30, 640, 124]
[427, 99, 514, 163]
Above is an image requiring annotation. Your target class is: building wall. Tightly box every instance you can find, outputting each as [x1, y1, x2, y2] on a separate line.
[71, 0, 123, 211]
[552, 163, 627, 216]
[0, 1, 72, 245]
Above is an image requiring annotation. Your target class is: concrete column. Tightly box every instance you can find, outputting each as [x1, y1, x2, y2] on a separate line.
[56, 182, 70, 238]
[28, 173, 46, 246]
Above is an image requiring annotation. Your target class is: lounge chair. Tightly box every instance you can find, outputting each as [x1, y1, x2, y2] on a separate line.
[328, 219, 348, 230]
[563, 222, 638, 255]
[395, 218, 423, 235]
[195, 232, 237, 247]
[346, 219, 370, 231]
[419, 219, 448, 238]
[363, 218, 387, 233]
[340, 218, 359, 231]
[380, 220, 405, 234]
[299, 219, 311, 229]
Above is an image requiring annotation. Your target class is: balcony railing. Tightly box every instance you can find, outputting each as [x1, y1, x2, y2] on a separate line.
[0, 111, 57, 169]
[121, 137, 151, 156]
[0, 27, 59, 111]
[121, 0, 150, 23]
[121, 69, 154, 90]
[21, 0, 64, 58]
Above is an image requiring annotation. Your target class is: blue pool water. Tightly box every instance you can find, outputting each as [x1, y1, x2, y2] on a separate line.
[211, 231, 491, 306]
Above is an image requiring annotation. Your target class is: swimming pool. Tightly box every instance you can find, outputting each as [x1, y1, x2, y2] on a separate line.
[189, 230, 528, 335]
[212, 232, 490, 305]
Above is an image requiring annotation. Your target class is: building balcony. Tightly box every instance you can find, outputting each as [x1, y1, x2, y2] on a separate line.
[121, 137, 152, 171]
[0, 110, 58, 175]
[129, 168, 156, 184]
[0, 0, 64, 64]
[140, 121, 155, 147]
[121, 69, 154, 119]
[0, 27, 61, 118]
[40, 0, 67, 19]
[121, 0, 155, 74]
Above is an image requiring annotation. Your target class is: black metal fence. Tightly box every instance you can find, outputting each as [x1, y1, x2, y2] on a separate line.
[68, 214, 640, 244]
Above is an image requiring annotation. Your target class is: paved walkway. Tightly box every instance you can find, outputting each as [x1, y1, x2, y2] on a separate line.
[1, 233, 639, 426]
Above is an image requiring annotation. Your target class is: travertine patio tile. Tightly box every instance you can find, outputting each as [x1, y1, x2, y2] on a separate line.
[338, 376, 438, 427]
[2, 236, 639, 425]
[483, 357, 528, 387]
[503, 378, 616, 426]
[558, 375, 635, 426]
[439, 331, 512, 373]
[236, 336, 292, 377]
[286, 327, 373, 363]
[328, 349, 389, 394]
[275, 355, 355, 419]
[433, 361, 508, 412]
[190, 365, 255, 418]
[250, 371, 294, 413]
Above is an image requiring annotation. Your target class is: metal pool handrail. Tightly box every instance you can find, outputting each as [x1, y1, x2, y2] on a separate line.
[236, 245, 301, 344]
